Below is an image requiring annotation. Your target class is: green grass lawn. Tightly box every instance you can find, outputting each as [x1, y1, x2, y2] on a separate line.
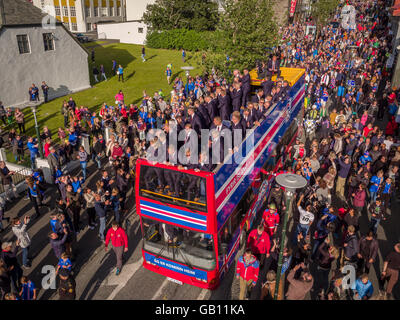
[18, 43, 202, 147]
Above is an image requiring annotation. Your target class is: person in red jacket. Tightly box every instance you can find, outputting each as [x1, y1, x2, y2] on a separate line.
[262, 203, 280, 237]
[385, 116, 398, 136]
[105, 221, 128, 275]
[247, 224, 271, 267]
[111, 142, 124, 160]
[236, 249, 259, 300]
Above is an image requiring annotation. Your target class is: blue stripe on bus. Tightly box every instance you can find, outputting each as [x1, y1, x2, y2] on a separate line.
[141, 209, 208, 231]
[145, 252, 208, 281]
[140, 199, 207, 222]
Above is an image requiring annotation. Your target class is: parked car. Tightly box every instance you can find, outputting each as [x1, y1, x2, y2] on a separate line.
[75, 33, 89, 43]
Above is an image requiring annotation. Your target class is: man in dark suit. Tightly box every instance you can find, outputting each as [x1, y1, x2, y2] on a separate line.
[230, 83, 243, 112]
[262, 76, 275, 97]
[280, 80, 290, 99]
[187, 107, 204, 136]
[195, 100, 211, 128]
[205, 95, 219, 121]
[68, 97, 76, 111]
[217, 89, 232, 121]
[267, 55, 280, 77]
[242, 108, 255, 129]
[231, 111, 245, 149]
[247, 103, 261, 124]
[240, 69, 251, 107]
[164, 145, 179, 196]
[252, 89, 264, 104]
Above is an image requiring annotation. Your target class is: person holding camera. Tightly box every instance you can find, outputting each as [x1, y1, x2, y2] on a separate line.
[292, 194, 315, 244]
[11, 216, 31, 269]
[286, 262, 313, 300]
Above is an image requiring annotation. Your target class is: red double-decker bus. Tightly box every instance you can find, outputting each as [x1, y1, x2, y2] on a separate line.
[135, 68, 305, 289]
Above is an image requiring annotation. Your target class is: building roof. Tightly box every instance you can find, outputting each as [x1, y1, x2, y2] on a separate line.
[0, 0, 47, 27]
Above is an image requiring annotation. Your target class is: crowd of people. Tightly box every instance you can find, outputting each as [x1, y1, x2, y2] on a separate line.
[0, 0, 399, 301]
[236, 0, 400, 301]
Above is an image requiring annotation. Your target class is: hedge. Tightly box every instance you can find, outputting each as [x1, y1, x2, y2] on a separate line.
[145, 29, 212, 52]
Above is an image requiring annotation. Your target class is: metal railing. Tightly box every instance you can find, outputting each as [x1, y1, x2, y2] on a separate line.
[0, 166, 32, 194]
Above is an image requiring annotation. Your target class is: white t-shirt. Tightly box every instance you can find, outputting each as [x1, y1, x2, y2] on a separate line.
[298, 206, 315, 225]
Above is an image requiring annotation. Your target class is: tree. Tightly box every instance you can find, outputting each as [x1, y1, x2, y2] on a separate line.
[142, 0, 219, 32]
[311, 0, 341, 29]
[205, 0, 279, 78]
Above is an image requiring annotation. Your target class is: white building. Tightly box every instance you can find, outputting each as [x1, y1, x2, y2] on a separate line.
[125, 0, 155, 21]
[0, 0, 90, 108]
[97, 20, 147, 44]
[32, 0, 126, 33]
[97, 0, 154, 45]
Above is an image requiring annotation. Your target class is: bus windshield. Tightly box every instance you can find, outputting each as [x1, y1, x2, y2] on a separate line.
[142, 217, 216, 271]
[139, 165, 207, 212]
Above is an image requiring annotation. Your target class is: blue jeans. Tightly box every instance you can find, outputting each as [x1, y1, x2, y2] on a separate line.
[80, 161, 87, 180]
[22, 246, 30, 266]
[114, 209, 120, 224]
[99, 217, 106, 240]
[92, 154, 101, 169]
[292, 223, 310, 245]
[30, 155, 36, 169]
[370, 218, 380, 234]
[370, 191, 378, 203]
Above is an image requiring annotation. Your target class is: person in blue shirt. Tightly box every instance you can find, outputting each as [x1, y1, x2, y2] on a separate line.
[19, 276, 37, 300]
[110, 188, 121, 224]
[56, 252, 72, 275]
[182, 49, 186, 63]
[117, 64, 124, 82]
[50, 213, 62, 234]
[359, 151, 372, 166]
[68, 127, 80, 151]
[27, 137, 39, 169]
[352, 274, 374, 300]
[381, 177, 392, 214]
[146, 113, 156, 129]
[71, 176, 84, 194]
[369, 170, 384, 203]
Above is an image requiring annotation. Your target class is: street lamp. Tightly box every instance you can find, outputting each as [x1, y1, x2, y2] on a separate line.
[29, 103, 44, 159]
[181, 66, 194, 82]
[273, 173, 307, 300]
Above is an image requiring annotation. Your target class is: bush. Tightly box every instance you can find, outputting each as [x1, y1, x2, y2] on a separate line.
[146, 29, 212, 51]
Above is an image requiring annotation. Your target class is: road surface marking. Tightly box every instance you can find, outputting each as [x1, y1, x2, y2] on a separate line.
[105, 257, 143, 300]
[196, 289, 208, 300]
[151, 278, 169, 300]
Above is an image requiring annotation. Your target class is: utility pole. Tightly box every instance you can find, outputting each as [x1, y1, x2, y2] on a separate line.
[274, 173, 307, 300]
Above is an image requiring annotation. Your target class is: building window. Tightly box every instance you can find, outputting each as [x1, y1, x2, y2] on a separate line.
[85, 6, 90, 17]
[93, 7, 99, 17]
[117, 6, 121, 16]
[43, 33, 55, 51]
[109, 7, 114, 16]
[63, 6, 68, 16]
[17, 35, 30, 54]
[87, 23, 92, 31]
[63, 22, 69, 30]
[100, 7, 108, 17]
[138, 27, 144, 34]
[55, 6, 61, 16]
[70, 6, 76, 17]
[71, 23, 78, 31]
